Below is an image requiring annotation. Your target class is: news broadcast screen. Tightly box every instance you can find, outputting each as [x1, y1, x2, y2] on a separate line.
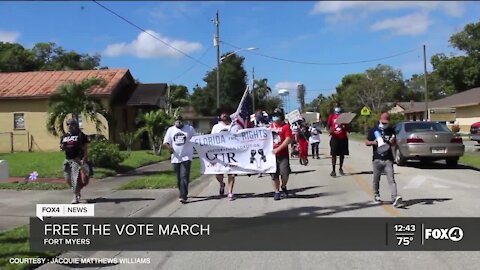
[1, 1, 480, 270]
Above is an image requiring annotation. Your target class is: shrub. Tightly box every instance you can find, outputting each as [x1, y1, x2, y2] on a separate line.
[88, 140, 127, 169]
[119, 131, 136, 151]
[451, 124, 460, 133]
[351, 113, 406, 134]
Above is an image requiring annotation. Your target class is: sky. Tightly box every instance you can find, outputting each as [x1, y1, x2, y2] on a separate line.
[1, 1, 479, 112]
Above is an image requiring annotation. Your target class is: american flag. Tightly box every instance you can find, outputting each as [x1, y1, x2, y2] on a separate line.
[231, 86, 253, 129]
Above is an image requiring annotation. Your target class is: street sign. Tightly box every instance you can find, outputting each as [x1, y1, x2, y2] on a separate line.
[360, 106, 371, 116]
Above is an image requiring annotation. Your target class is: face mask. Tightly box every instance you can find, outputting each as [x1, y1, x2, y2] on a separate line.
[379, 122, 388, 129]
[272, 116, 280, 122]
[334, 107, 341, 114]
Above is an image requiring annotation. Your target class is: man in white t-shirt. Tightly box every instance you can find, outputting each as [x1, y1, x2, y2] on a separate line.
[163, 115, 196, 203]
[211, 111, 240, 201]
[309, 123, 322, 159]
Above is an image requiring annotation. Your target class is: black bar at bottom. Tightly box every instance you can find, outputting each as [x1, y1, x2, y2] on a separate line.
[30, 217, 480, 251]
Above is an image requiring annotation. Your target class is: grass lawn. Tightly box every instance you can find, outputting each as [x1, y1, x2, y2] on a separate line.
[0, 182, 68, 191]
[0, 150, 170, 179]
[0, 226, 60, 270]
[460, 153, 480, 169]
[0, 150, 171, 190]
[118, 158, 201, 190]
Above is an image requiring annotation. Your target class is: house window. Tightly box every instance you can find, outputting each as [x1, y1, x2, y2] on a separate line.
[14, 113, 25, 129]
[78, 115, 84, 129]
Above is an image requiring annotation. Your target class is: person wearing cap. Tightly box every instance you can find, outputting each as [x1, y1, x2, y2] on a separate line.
[326, 102, 349, 177]
[163, 115, 196, 203]
[60, 118, 90, 204]
[210, 110, 240, 200]
[365, 112, 403, 207]
[269, 108, 293, 200]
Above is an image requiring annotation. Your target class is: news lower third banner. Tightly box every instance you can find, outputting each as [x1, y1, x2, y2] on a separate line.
[30, 218, 480, 251]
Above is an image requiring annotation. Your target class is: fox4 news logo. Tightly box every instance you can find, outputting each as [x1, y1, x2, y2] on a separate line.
[424, 227, 464, 242]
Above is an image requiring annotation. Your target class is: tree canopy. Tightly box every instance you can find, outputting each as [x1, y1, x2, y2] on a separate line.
[191, 52, 248, 116]
[0, 41, 102, 72]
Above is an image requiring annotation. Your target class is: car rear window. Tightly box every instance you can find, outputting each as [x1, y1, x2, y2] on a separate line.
[404, 122, 451, 132]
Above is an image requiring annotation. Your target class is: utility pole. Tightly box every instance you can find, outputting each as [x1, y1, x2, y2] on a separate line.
[252, 66, 255, 113]
[214, 10, 220, 109]
[423, 44, 428, 121]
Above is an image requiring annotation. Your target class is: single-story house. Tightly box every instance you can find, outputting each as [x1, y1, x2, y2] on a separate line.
[0, 69, 168, 152]
[388, 101, 428, 121]
[180, 106, 215, 135]
[398, 87, 480, 133]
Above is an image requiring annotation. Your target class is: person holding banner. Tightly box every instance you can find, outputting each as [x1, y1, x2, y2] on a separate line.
[163, 115, 196, 204]
[326, 103, 349, 177]
[211, 111, 240, 201]
[365, 113, 402, 207]
[269, 108, 293, 200]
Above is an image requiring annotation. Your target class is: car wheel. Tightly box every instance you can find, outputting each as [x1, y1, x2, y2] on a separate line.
[446, 157, 459, 167]
[395, 148, 406, 166]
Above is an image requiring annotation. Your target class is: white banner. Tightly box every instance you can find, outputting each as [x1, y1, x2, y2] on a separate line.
[191, 127, 276, 174]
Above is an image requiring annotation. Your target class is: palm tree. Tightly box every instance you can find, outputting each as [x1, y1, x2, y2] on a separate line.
[135, 109, 174, 155]
[46, 77, 108, 136]
[253, 78, 272, 100]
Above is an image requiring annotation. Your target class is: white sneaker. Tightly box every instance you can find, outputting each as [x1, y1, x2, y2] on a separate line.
[373, 195, 382, 204]
[71, 196, 79, 204]
[393, 196, 403, 207]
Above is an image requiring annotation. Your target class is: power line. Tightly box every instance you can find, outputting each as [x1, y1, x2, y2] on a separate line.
[222, 40, 421, 66]
[92, 0, 213, 69]
[168, 45, 213, 83]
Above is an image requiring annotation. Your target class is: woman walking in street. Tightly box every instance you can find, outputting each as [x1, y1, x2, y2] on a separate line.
[60, 119, 90, 204]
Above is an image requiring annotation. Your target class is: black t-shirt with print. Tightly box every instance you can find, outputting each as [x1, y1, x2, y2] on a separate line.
[367, 125, 395, 161]
[61, 132, 89, 159]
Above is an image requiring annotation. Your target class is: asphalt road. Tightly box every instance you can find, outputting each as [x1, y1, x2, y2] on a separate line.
[39, 134, 480, 270]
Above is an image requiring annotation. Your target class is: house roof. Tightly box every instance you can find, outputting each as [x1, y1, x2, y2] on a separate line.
[0, 69, 131, 99]
[126, 83, 168, 108]
[403, 87, 480, 113]
[429, 87, 480, 108]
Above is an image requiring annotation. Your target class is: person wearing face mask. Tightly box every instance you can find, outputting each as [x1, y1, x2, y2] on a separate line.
[60, 118, 90, 204]
[211, 111, 240, 201]
[163, 115, 196, 203]
[269, 108, 293, 200]
[365, 113, 402, 207]
[326, 102, 349, 177]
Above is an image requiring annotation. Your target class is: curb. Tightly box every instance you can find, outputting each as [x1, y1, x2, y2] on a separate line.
[130, 173, 213, 218]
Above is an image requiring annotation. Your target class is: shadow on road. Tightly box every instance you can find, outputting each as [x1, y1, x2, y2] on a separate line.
[86, 197, 156, 204]
[187, 186, 331, 203]
[261, 201, 382, 217]
[397, 198, 452, 209]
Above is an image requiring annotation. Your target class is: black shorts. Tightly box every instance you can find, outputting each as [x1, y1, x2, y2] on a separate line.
[270, 156, 291, 180]
[330, 137, 349, 156]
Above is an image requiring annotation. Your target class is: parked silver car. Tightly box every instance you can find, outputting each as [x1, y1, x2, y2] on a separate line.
[393, 121, 465, 166]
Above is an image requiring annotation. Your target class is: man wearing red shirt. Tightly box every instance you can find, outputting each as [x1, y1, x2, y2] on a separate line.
[327, 103, 349, 177]
[269, 108, 293, 200]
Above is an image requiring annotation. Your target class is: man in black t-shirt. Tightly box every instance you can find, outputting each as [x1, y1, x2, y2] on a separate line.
[365, 113, 402, 207]
[60, 118, 89, 204]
